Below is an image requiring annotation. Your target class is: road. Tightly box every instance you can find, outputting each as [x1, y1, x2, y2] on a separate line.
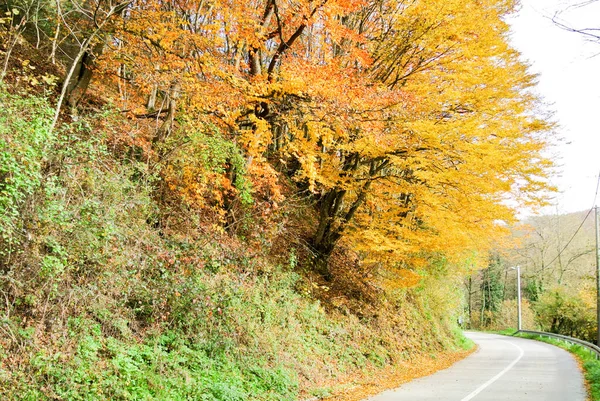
[365, 332, 586, 401]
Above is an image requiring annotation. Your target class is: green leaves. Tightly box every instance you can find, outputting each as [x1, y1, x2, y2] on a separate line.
[163, 124, 254, 218]
[0, 88, 54, 253]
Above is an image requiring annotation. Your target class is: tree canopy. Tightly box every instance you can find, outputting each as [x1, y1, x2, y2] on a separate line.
[3, 0, 554, 280]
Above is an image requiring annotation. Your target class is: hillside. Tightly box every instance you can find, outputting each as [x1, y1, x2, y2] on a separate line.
[465, 210, 597, 341]
[0, 85, 471, 399]
[0, 0, 553, 399]
[517, 210, 596, 289]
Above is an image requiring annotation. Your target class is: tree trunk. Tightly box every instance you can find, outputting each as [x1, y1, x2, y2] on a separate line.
[467, 276, 473, 328]
[154, 81, 181, 144]
[311, 157, 375, 278]
[147, 84, 158, 110]
[65, 45, 100, 109]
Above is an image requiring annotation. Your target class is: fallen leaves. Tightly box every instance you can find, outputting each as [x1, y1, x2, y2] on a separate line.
[320, 347, 476, 401]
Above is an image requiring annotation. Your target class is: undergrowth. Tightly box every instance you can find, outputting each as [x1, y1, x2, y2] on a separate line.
[0, 87, 466, 400]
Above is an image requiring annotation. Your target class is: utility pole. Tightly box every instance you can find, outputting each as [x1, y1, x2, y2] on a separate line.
[595, 206, 600, 346]
[515, 266, 522, 331]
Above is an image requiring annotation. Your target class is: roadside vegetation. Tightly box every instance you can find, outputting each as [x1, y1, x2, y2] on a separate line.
[0, 85, 470, 399]
[0, 0, 555, 399]
[465, 212, 597, 343]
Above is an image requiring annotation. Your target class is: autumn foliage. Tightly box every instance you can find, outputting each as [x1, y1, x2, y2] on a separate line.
[94, 0, 551, 280]
[5, 0, 552, 280]
[0, 0, 558, 398]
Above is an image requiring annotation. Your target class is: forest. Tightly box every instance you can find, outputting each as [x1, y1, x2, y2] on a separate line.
[468, 210, 598, 342]
[0, 0, 559, 399]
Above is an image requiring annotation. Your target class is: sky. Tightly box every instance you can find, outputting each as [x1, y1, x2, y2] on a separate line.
[507, 0, 600, 215]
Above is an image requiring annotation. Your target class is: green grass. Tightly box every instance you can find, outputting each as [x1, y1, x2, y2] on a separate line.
[452, 327, 475, 350]
[19, 321, 298, 401]
[514, 332, 600, 401]
[477, 328, 519, 336]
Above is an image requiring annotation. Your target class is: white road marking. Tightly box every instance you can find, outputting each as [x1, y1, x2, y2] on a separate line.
[459, 340, 525, 401]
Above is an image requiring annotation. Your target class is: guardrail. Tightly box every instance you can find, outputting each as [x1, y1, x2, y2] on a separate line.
[516, 329, 600, 360]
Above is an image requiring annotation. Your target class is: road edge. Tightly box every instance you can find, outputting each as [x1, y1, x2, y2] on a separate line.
[510, 332, 596, 401]
[316, 345, 477, 401]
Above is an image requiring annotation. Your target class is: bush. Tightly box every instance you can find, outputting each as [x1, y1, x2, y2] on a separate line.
[0, 88, 55, 257]
[533, 287, 596, 342]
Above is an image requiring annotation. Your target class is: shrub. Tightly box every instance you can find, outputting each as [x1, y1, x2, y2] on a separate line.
[0, 88, 55, 257]
[533, 287, 596, 342]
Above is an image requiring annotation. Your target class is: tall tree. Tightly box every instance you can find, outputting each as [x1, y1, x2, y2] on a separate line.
[272, 0, 553, 274]
[92, 0, 553, 279]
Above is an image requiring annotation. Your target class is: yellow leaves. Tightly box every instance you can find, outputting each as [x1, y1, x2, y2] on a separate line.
[241, 114, 271, 157]
[90, 0, 553, 289]
[20, 59, 33, 69]
[41, 74, 59, 86]
[384, 268, 422, 289]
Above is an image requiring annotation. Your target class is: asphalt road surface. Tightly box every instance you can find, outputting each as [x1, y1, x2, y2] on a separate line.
[365, 331, 586, 401]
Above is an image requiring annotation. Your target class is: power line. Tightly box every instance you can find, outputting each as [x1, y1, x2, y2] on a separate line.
[542, 171, 600, 269]
[593, 170, 600, 207]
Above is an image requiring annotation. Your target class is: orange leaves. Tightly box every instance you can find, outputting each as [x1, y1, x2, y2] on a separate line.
[90, 0, 553, 286]
[246, 161, 284, 205]
[379, 267, 422, 290]
[164, 159, 229, 212]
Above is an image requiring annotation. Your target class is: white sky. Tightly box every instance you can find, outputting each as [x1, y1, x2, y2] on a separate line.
[508, 0, 600, 215]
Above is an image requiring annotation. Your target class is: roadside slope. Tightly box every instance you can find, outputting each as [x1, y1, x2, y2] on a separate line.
[0, 86, 473, 400]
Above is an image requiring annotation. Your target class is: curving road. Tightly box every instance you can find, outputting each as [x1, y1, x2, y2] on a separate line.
[365, 332, 586, 401]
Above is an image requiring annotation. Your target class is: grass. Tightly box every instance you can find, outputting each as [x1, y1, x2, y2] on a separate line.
[452, 327, 476, 350]
[514, 332, 600, 401]
[477, 328, 519, 336]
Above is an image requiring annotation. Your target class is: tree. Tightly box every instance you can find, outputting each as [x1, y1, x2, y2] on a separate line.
[90, 0, 553, 280]
[535, 287, 596, 341]
[479, 257, 505, 327]
[510, 211, 595, 290]
[504, 210, 597, 338]
[48, 0, 130, 132]
[465, 253, 507, 329]
[552, 1, 600, 44]
[273, 0, 553, 275]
